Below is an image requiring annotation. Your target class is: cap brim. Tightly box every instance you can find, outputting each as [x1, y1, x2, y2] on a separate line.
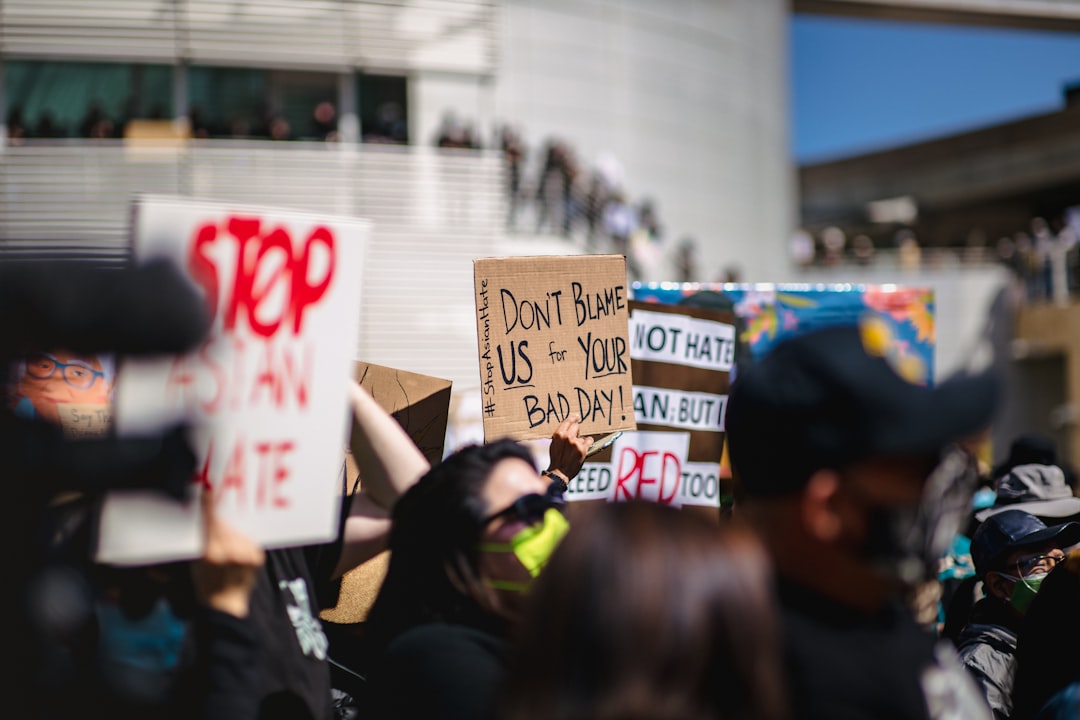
[1010, 521, 1080, 555]
[975, 497, 1080, 523]
[878, 370, 999, 458]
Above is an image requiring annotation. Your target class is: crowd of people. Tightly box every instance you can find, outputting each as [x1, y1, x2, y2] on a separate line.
[12, 255, 1080, 720]
[790, 214, 1080, 306]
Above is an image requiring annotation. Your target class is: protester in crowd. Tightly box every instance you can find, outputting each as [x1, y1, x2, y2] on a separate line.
[1011, 549, 1080, 720]
[725, 322, 1000, 720]
[975, 464, 1080, 528]
[223, 378, 433, 720]
[988, 434, 1078, 496]
[498, 500, 789, 720]
[944, 458, 1080, 643]
[955, 509, 1080, 719]
[361, 416, 592, 720]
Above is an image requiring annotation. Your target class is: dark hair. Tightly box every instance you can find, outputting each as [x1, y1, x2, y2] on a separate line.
[1012, 549, 1080, 719]
[363, 439, 536, 657]
[498, 501, 789, 720]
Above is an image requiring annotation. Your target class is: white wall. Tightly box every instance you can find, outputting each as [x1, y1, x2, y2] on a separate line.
[463, 0, 794, 283]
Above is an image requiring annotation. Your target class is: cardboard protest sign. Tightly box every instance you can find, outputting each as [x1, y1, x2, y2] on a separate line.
[352, 361, 453, 468]
[97, 195, 369, 565]
[474, 255, 636, 442]
[569, 300, 736, 510]
[321, 361, 452, 625]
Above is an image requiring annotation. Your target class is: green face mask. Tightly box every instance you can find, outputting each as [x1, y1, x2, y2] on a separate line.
[479, 508, 570, 593]
[1006, 572, 1047, 615]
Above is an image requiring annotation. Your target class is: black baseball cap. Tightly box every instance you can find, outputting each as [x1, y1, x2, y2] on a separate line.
[725, 323, 1000, 496]
[970, 508, 1080, 578]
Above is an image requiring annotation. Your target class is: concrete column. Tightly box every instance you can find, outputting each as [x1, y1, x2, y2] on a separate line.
[338, 71, 359, 145]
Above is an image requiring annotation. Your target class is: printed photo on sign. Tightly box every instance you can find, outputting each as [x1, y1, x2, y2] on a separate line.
[99, 195, 369, 565]
[5, 351, 115, 434]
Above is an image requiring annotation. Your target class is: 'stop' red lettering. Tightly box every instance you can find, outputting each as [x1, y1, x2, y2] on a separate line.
[187, 216, 336, 338]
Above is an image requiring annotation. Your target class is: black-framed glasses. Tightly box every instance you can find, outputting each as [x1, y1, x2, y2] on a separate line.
[480, 479, 566, 527]
[1015, 552, 1065, 578]
[25, 353, 104, 390]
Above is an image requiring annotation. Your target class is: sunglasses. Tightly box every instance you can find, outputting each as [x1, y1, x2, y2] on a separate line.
[480, 478, 566, 527]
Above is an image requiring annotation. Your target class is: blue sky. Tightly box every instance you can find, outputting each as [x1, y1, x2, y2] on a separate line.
[791, 14, 1080, 164]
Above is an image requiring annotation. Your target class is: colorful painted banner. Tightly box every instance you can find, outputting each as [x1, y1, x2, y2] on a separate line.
[632, 283, 935, 384]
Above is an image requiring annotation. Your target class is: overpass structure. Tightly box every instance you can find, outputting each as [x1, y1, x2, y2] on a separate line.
[797, 0, 1080, 470]
[797, 0, 1080, 32]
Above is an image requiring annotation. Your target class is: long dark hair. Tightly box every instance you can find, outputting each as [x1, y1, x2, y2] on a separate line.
[363, 439, 536, 657]
[498, 500, 789, 720]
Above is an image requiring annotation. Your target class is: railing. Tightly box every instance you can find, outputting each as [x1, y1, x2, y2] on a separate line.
[0, 140, 508, 391]
[0, 0, 498, 73]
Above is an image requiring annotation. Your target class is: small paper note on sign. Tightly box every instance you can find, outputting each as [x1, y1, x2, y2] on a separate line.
[57, 403, 113, 439]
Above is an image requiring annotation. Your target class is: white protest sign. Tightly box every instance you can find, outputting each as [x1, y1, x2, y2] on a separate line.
[97, 195, 368, 565]
[632, 386, 727, 432]
[567, 430, 722, 508]
[629, 309, 735, 372]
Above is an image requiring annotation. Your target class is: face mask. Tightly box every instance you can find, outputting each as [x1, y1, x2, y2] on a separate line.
[860, 445, 979, 587]
[97, 596, 187, 674]
[1001, 572, 1047, 615]
[480, 508, 570, 593]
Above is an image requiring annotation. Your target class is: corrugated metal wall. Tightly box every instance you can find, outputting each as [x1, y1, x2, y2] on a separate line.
[0, 0, 498, 73]
[0, 141, 506, 392]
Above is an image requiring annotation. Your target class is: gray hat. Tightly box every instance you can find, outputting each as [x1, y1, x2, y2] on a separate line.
[975, 463, 1080, 522]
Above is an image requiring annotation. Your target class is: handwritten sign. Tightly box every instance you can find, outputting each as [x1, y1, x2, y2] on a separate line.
[474, 255, 636, 441]
[97, 195, 369, 565]
[571, 300, 735, 510]
[319, 361, 452, 625]
[565, 431, 722, 508]
[352, 361, 452, 469]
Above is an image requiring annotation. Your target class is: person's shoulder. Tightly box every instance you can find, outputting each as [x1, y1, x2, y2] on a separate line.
[388, 622, 503, 659]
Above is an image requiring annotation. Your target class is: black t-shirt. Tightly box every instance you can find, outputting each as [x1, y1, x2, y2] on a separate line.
[248, 529, 345, 720]
[778, 580, 992, 720]
[366, 622, 507, 720]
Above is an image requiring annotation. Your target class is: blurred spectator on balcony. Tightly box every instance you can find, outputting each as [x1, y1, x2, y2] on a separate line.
[602, 189, 637, 260]
[35, 111, 63, 139]
[1013, 231, 1040, 301]
[268, 115, 291, 141]
[720, 265, 743, 284]
[534, 140, 566, 235]
[897, 229, 922, 271]
[1032, 217, 1055, 301]
[821, 226, 846, 267]
[80, 101, 113, 140]
[435, 110, 473, 149]
[188, 106, 210, 140]
[583, 172, 610, 251]
[311, 101, 338, 142]
[500, 125, 526, 231]
[790, 229, 815, 268]
[852, 234, 875, 267]
[365, 102, 407, 145]
[7, 107, 26, 144]
[673, 236, 700, 283]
